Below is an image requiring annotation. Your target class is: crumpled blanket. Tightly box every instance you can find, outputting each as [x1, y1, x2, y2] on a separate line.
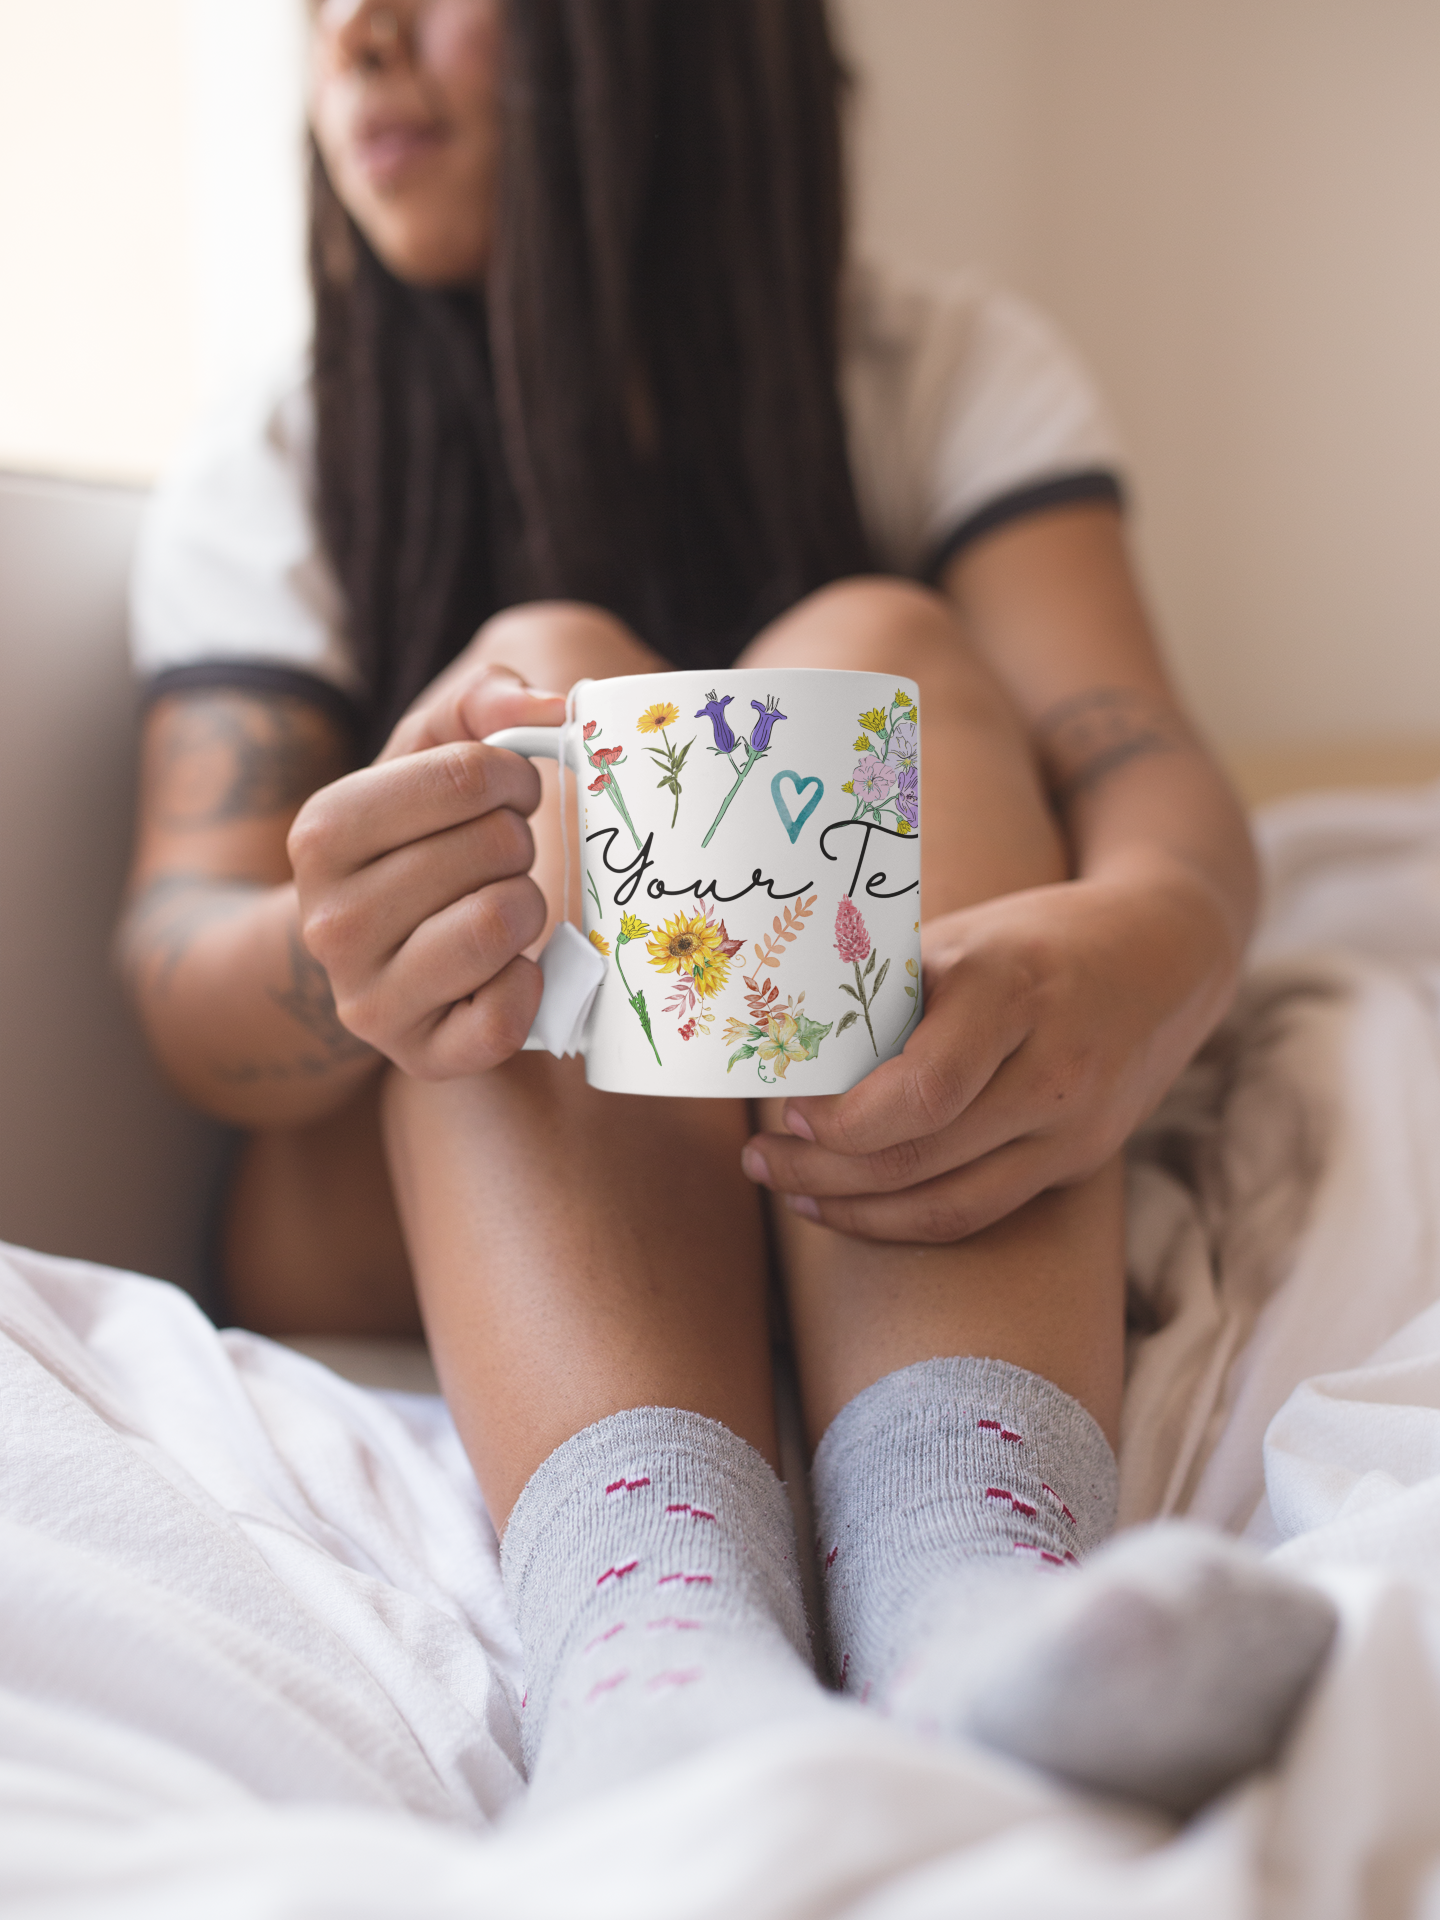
[6, 781, 1440, 1918]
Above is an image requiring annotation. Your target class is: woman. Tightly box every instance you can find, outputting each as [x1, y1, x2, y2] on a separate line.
[121, 0, 1333, 1814]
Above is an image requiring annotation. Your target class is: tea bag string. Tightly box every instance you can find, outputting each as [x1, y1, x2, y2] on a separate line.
[559, 682, 577, 929]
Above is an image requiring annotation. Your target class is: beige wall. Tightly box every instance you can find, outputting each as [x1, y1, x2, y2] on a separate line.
[0, 0, 198, 481]
[4, 2, 1435, 750]
[836, 0, 1440, 751]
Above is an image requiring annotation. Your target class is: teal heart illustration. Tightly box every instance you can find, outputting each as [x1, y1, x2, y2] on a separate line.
[770, 770, 824, 843]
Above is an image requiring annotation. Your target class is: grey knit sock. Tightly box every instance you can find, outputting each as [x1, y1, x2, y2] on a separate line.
[814, 1358, 1337, 1818]
[501, 1407, 833, 1812]
[813, 1356, 1118, 1700]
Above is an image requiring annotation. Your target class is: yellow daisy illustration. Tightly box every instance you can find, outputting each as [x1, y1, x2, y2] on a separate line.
[858, 707, 888, 733]
[588, 929, 612, 956]
[646, 910, 722, 977]
[894, 689, 914, 708]
[895, 818, 912, 835]
[619, 912, 650, 943]
[853, 734, 873, 751]
[637, 701, 682, 735]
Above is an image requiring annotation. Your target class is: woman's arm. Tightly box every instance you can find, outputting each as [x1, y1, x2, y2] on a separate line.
[118, 689, 382, 1126]
[746, 504, 1258, 1240]
[119, 668, 567, 1128]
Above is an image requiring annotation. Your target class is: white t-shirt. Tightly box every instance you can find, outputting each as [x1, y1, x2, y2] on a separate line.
[130, 262, 1124, 722]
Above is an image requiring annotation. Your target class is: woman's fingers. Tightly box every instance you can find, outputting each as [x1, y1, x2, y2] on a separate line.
[289, 740, 543, 881]
[337, 875, 548, 1069]
[307, 806, 536, 965]
[775, 1134, 1069, 1244]
[745, 1044, 1049, 1199]
[370, 875, 548, 1034]
[775, 960, 1031, 1163]
[410, 954, 547, 1080]
[379, 663, 565, 759]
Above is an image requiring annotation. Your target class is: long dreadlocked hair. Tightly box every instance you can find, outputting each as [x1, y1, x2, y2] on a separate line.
[310, 0, 872, 753]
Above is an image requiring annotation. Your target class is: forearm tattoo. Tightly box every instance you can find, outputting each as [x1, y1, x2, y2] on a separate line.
[120, 876, 373, 1083]
[151, 691, 350, 827]
[264, 926, 373, 1064]
[1035, 686, 1192, 807]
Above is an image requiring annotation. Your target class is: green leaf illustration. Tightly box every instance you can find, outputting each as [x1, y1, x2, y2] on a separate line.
[836, 1009, 859, 1034]
[727, 1043, 759, 1071]
[838, 983, 861, 1002]
[793, 1013, 834, 1059]
[872, 958, 890, 996]
[863, 952, 876, 978]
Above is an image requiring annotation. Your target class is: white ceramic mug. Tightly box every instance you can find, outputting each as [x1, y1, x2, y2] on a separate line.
[486, 667, 922, 1097]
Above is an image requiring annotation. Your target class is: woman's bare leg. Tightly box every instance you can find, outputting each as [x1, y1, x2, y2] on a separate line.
[382, 603, 775, 1528]
[735, 578, 1126, 1451]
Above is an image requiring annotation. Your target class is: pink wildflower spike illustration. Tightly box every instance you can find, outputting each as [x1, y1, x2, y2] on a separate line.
[834, 896, 870, 964]
[834, 897, 886, 1055]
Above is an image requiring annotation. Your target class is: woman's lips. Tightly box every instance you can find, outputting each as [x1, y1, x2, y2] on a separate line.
[351, 120, 447, 188]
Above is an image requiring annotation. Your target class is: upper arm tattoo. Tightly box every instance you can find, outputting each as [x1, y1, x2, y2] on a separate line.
[149, 691, 352, 828]
[1034, 686, 1193, 806]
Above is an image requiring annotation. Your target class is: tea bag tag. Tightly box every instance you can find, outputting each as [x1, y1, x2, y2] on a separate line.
[521, 920, 606, 1058]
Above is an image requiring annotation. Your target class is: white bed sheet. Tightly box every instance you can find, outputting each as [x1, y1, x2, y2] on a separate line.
[7, 782, 1440, 1918]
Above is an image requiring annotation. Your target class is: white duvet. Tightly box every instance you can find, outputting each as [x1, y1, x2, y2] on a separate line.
[7, 782, 1440, 1918]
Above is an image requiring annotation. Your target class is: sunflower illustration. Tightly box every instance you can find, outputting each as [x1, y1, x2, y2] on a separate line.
[646, 910, 722, 978]
[636, 701, 682, 734]
[689, 948, 733, 1000]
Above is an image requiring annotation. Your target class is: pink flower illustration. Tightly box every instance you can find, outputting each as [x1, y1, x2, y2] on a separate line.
[834, 896, 871, 965]
[851, 755, 896, 806]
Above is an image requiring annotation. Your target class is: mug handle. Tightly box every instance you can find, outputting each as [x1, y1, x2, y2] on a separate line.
[483, 724, 605, 1058]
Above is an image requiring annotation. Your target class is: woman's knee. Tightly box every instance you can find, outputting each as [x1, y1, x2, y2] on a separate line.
[742, 576, 961, 677]
[744, 574, 1032, 752]
[470, 600, 664, 690]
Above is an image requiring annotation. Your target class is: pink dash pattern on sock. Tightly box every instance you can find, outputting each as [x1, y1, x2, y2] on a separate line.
[825, 1545, 839, 1571]
[596, 1559, 640, 1587]
[1013, 1541, 1076, 1568]
[583, 1622, 627, 1653]
[604, 1477, 652, 1495]
[646, 1669, 703, 1691]
[647, 1617, 704, 1632]
[1041, 1484, 1077, 1525]
[585, 1671, 629, 1704]
[657, 1571, 714, 1587]
[987, 1486, 1038, 1518]
[839, 1652, 851, 1686]
[977, 1419, 1024, 1443]
[665, 1504, 717, 1522]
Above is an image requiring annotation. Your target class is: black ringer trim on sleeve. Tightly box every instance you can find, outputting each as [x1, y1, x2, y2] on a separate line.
[922, 468, 1126, 582]
[139, 661, 367, 739]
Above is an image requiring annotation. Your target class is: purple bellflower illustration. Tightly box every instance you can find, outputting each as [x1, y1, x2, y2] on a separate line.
[748, 696, 787, 752]
[696, 694, 738, 755]
[697, 688, 789, 848]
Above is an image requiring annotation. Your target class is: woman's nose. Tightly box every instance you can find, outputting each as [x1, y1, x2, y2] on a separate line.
[317, 0, 413, 73]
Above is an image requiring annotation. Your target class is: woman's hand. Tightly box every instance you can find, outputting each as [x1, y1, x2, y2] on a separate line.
[289, 667, 566, 1079]
[742, 864, 1237, 1241]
